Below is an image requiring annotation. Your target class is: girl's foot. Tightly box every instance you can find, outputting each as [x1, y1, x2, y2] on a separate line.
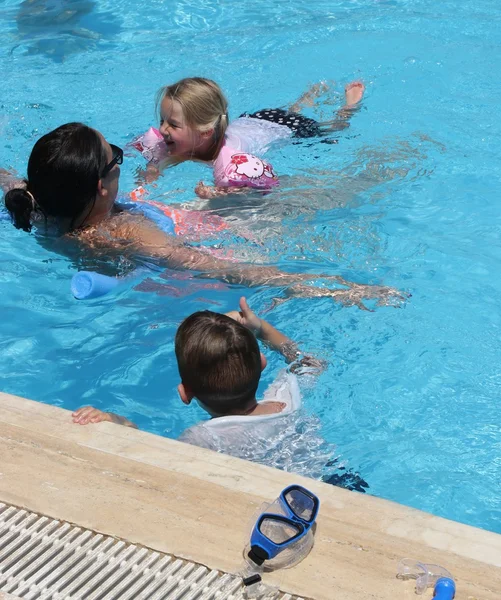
[345, 81, 365, 106]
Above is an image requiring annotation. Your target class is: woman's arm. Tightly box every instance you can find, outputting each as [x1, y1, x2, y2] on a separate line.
[98, 214, 406, 308]
[0, 169, 25, 193]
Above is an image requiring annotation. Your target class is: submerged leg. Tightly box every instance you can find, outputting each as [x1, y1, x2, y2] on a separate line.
[288, 81, 330, 114]
[324, 80, 365, 132]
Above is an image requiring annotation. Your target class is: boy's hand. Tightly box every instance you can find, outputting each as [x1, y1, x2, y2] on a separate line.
[289, 354, 327, 375]
[225, 297, 262, 336]
[72, 406, 113, 425]
[72, 406, 138, 429]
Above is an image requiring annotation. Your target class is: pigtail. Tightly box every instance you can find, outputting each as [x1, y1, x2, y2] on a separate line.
[218, 112, 228, 138]
[212, 112, 228, 157]
[5, 186, 34, 232]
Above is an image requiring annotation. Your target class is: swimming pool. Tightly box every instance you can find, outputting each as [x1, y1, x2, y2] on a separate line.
[1, 0, 500, 533]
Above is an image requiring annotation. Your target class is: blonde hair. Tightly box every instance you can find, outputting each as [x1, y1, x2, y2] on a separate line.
[157, 77, 229, 155]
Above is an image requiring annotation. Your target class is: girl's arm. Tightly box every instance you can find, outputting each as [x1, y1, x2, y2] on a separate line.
[195, 181, 256, 199]
[134, 164, 161, 186]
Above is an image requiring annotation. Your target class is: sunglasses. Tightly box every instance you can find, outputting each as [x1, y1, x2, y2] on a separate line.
[101, 143, 123, 178]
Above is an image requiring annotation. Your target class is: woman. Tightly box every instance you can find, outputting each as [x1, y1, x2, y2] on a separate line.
[3, 122, 402, 308]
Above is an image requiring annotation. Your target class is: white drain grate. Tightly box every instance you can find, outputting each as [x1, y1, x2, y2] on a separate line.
[0, 503, 305, 600]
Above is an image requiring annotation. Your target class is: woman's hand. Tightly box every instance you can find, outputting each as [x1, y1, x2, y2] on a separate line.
[283, 281, 408, 311]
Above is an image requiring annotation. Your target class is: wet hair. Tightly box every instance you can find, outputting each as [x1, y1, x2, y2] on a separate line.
[175, 310, 262, 415]
[5, 122, 107, 233]
[157, 77, 229, 155]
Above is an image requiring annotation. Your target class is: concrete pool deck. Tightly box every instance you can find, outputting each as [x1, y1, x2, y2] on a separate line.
[0, 392, 500, 600]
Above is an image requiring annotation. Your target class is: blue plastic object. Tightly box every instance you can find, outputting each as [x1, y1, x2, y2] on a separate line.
[2, 208, 138, 300]
[71, 270, 134, 300]
[116, 198, 175, 236]
[433, 577, 455, 600]
[71, 199, 175, 300]
[248, 484, 319, 565]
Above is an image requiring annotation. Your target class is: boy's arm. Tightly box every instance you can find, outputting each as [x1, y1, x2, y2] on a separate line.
[259, 317, 327, 373]
[72, 406, 138, 429]
[226, 297, 299, 362]
[226, 297, 326, 373]
[256, 317, 299, 363]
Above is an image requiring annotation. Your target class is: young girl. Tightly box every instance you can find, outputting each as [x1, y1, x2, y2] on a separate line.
[134, 77, 365, 198]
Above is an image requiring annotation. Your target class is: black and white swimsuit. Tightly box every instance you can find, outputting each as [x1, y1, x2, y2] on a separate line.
[240, 108, 322, 138]
[222, 109, 323, 160]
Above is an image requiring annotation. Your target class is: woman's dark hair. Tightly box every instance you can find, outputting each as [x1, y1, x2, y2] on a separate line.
[5, 122, 107, 233]
[175, 311, 262, 415]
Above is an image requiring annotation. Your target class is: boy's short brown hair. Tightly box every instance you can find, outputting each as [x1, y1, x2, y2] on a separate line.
[175, 311, 261, 414]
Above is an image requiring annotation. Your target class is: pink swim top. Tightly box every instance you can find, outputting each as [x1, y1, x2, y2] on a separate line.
[132, 117, 291, 190]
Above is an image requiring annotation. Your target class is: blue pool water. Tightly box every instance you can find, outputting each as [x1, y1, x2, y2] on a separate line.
[1, 0, 501, 533]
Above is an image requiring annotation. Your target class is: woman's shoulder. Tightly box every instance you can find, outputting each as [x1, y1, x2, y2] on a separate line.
[78, 211, 157, 245]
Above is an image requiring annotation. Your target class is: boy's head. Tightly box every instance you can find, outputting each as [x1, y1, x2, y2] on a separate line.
[175, 310, 265, 417]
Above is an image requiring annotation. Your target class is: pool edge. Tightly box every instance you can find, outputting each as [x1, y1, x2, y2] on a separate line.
[0, 391, 500, 600]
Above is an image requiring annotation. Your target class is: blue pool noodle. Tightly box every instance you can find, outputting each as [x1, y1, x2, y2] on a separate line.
[3, 208, 124, 300]
[71, 201, 175, 300]
[71, 271, 131, 300]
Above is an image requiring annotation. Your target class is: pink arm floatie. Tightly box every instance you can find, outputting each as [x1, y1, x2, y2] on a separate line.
[130, 127, 169, 164]
[213, 145, 279, 189]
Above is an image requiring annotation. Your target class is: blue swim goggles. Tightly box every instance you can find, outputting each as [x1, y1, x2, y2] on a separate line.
[247, 484, 320, 566]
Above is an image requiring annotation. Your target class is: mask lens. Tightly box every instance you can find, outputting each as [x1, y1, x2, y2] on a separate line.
[284, 488, 315, 522]
[259, 517, 302, 544]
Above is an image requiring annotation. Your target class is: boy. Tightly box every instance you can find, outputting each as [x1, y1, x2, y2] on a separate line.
[73, 298, 368, 491]
[73, 297, 312, 430]
[173, 297, 318, 453]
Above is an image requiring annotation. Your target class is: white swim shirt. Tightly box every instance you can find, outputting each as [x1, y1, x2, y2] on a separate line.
[224, 116, 292, 156]
[178, 371, 335, 478]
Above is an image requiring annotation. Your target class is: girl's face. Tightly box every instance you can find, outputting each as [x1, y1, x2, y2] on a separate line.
[159, 97, 204, 157]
